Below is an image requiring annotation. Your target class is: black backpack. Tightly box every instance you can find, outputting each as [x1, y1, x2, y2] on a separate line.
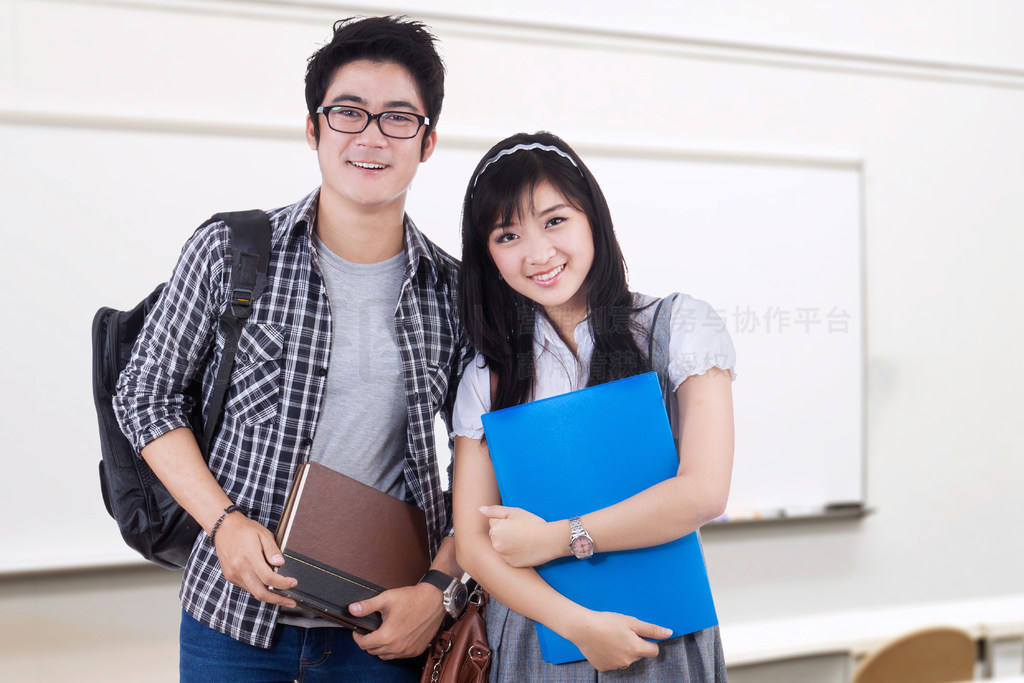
[91, 210, 272, 569]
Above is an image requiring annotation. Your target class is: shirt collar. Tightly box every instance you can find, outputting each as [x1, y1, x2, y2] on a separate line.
[288, 188, 441, 284]
[533, 310, 592, 356]
[401, 213, 441, 284]
[279, 188, 320, 237]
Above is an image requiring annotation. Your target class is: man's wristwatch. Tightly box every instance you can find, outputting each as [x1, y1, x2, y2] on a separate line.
[568, 516, 594, 559]
[419, 570, 469, 619]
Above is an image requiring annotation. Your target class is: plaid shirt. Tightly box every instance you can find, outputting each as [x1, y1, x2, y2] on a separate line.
[114, 189, 471, 648]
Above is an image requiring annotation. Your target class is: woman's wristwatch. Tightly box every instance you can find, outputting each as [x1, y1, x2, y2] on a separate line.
[568, 516, 594, 559]
[419, 569, 469, 619]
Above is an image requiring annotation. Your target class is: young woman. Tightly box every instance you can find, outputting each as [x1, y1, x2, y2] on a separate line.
[451, 131, 736, 681]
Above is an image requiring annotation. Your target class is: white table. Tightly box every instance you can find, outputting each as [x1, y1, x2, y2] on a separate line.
[721, 593, 1024, 676]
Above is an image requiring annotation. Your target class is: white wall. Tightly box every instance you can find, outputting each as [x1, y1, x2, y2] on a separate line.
[2, 1, 1023, 681]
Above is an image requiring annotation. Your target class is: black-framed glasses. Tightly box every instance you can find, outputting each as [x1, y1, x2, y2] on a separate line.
[315, 105, 430, 139]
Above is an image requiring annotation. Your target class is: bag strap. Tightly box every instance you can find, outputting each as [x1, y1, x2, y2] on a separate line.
[488, 369, 498, 408]
[648, 292, 679, 438]
[199, 210, 273, 455]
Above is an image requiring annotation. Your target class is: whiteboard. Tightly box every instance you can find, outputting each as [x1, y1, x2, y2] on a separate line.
[417, 143, 866, 523]
[0, 122, 862, 573]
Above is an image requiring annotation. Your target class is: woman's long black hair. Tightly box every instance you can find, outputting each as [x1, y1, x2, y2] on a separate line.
[459, 132, 649, 411]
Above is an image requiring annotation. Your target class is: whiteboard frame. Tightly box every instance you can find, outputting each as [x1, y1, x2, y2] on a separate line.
[0, 111, 866, 573]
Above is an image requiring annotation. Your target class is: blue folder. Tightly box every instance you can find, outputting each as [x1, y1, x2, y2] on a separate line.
[481, 371, 718, 665]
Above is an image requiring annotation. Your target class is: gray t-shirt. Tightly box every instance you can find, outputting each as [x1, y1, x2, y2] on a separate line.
[309, 234, 408, 500]
[280, 235, 409, 629]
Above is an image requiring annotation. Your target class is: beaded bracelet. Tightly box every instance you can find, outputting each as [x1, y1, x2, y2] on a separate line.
[209, 504, 244, 543]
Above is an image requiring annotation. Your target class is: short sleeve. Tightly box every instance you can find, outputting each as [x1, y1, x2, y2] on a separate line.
[666, 294, 737, 392]
[452, 353, 492, 439]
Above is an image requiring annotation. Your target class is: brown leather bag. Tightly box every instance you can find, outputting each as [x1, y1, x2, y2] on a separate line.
[421, 586, 491, 683]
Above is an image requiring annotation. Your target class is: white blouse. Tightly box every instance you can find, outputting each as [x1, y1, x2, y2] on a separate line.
[452, 292, 737, 439]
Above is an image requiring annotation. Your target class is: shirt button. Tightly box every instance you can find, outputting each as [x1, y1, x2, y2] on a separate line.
[302, 437, 313, 447]
[317, 367, 328, 376]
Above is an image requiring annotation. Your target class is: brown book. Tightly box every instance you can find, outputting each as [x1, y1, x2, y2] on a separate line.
[272, 462, 430, 632]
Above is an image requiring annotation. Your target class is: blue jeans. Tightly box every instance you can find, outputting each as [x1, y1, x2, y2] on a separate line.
[179, 609, 423, 682]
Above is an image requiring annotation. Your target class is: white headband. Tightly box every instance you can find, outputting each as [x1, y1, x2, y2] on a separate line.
[471, 142, 580, 189]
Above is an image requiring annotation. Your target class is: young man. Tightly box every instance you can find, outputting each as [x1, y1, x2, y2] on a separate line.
[115, 17, 470, 681]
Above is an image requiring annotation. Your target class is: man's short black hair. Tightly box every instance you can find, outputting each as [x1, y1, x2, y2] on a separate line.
[305, 16, 445, 150]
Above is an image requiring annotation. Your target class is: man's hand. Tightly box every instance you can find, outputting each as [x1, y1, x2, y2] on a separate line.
[350, 582, 445, 659]
[138, 427, 297, 608]
[213, 512, 297, 608]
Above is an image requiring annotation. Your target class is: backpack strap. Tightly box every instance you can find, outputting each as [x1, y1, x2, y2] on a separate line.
[648, 292, 680, 438]
[489, 368, 498, 407]
[199, 210, 272, 454]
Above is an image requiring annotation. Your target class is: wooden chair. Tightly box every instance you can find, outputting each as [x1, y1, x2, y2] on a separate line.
[851, 626, 977, 683]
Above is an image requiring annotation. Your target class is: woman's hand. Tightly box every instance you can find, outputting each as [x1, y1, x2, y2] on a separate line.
[568, 611, 671, 671]
[480, 505, 563, 567]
